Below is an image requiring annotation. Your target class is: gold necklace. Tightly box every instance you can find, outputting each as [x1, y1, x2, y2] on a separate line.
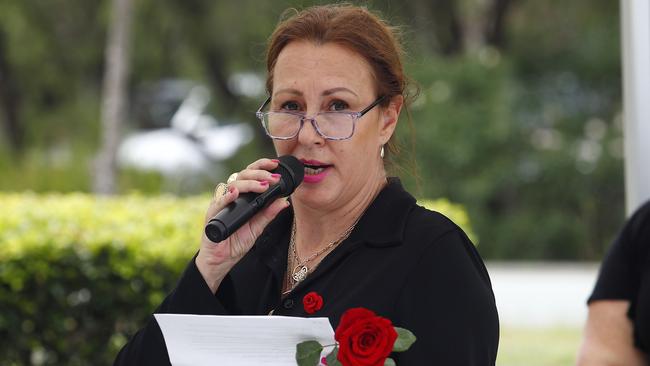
[283, 180, 387, 294]
[287, 217, 359, 288]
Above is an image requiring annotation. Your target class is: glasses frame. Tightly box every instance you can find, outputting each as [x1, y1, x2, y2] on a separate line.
[255, 95, 387, 141]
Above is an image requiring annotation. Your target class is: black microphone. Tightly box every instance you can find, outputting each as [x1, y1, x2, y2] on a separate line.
[204, 155, 304, 243]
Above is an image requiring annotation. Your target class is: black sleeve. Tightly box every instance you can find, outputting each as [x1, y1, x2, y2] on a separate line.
[588, 201, 650, 304]
[393, 230, 499, 366]
[113, 256, 238, 366]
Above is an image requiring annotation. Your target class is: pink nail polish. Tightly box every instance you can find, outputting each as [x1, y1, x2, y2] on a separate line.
[228, 186, 235, 193]
[271, 159, 280, 163]
[271, 173, 281, 179]
[260, 181, 269, 186]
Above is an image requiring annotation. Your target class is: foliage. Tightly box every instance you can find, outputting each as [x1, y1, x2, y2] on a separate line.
[0, 192, 468, 365]
[0, 0, 625, 260]
[401, 46, 623, 260]
[0, 193, 204, 365]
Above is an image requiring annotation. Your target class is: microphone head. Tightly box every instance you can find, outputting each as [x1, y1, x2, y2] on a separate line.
[274, 155, 304, 195]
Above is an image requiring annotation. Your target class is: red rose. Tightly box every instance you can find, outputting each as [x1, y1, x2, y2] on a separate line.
[334, 308, 398, 366]
[302, 292, 323, 314]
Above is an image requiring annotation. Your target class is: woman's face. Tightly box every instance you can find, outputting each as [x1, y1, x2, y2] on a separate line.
[270, 41, 401, 211]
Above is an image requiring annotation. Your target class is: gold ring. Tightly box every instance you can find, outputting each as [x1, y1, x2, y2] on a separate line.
[227, 172, 239, 184]
[213, 183, 228, 201]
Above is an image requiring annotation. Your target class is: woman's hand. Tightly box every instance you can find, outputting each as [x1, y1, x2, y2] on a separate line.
[195, 158, 290, 293]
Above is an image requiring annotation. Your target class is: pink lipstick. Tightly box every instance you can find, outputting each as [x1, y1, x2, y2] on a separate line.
[300, 159, 332, 184]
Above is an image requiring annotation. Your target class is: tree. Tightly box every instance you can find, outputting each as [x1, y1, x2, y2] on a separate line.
[94, 0, 134, 194]
[0, 27, 24, 155]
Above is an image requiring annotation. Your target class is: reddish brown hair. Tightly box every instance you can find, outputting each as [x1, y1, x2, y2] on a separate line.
[265, 4, 416, 164]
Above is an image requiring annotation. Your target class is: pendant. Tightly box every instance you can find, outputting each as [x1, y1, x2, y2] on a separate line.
[292, 265, 309, 283]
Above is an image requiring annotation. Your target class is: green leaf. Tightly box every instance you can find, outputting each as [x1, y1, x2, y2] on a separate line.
[392, 327, 417, 352]
[325, 345, 342, 366]
[296, 340, 323, 366]
[384, 357, 396, 366]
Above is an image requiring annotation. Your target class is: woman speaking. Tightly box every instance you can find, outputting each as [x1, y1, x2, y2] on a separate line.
[115, 4, 499, 365]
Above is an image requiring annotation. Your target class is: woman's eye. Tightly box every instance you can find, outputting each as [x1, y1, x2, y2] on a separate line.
[280, 101, 300, 111]
[329, 100, 349, 112]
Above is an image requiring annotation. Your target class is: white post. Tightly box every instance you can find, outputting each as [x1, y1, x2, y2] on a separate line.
[621, 0, 650, 215]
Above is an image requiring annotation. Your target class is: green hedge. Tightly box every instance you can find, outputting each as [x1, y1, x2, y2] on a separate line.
[0, 193, 472, 365]
[0, 193, 204, 365]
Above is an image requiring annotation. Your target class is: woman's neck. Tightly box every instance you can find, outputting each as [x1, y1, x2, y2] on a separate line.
[292, 172, 387, 256]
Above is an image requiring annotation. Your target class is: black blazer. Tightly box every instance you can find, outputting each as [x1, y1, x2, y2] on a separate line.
[115, 178, 499, 365]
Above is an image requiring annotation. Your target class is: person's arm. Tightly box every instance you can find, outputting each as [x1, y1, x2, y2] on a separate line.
[577, 300, 648, 366]
[578, 202, 650, 366]
[393, 229, 499, 365]
[114, 158, 290, 365]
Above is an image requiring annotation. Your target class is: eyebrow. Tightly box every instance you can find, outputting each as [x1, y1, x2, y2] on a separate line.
[273, 87, 359, 98]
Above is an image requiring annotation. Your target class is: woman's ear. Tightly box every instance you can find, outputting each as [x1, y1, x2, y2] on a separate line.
[378, 95, 404, 144]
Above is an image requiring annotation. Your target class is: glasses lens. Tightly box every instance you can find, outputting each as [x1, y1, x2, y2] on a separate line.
[265, 113, 301, 138]
[316, 113, 354, 139]
[263, 112, 355, 139]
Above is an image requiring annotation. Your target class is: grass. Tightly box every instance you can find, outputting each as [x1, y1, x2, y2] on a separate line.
[497, 327, 583, 365]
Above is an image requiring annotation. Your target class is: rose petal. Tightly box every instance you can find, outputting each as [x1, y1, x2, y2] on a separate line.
[335, 310, 398, 366]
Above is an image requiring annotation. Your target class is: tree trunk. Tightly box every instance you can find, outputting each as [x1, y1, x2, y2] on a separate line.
[0, 28, 24, 155]
[94, 0, 134, 194]
[435, 0, 465, 55]
[484, 0, 514, 49]
[406, 0, 465, 55]
[203, 46, 241, 116]
[460, 0, 488, 54]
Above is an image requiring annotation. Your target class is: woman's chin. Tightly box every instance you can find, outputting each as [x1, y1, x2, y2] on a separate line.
[292, 185, 336, 208]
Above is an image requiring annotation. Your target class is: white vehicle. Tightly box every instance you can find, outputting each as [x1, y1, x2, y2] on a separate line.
[117, 80, 253, 190]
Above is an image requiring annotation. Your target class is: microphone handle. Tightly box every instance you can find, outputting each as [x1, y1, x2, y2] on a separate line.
[205, 184, 283, 243]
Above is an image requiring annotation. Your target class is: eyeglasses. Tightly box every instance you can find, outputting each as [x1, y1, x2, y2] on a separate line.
[255, 95, 386, 140]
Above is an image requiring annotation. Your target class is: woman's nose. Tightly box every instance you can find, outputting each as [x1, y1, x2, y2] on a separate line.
[297, 117, 325, 145]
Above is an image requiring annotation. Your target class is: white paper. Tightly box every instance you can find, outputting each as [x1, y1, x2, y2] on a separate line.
[154, 314, 335, 366]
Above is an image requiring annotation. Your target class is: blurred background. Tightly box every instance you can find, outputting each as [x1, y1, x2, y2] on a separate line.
[0, 0, 627, 365]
